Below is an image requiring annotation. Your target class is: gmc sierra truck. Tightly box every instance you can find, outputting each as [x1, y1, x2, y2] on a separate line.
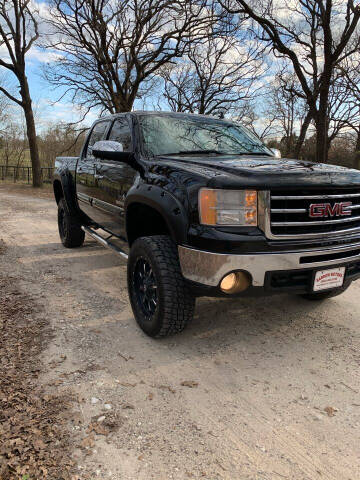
[53, 111, 360, 337]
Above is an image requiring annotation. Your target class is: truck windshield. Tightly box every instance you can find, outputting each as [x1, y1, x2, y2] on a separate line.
[138, 114, 273, 157]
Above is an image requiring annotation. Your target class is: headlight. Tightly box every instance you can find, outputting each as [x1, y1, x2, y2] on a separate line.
[198, 188, 257, 226]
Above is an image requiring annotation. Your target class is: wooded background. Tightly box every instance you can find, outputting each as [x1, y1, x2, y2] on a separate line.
[1, 0, 360, 186]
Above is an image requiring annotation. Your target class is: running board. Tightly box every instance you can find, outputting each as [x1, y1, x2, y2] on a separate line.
[81, 226, 128, 260]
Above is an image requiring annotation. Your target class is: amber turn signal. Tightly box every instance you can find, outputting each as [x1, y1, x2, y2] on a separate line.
[199, 188, 217, 225]
[198, 188, 258, 226]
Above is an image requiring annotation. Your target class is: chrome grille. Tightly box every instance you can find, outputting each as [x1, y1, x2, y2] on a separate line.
[268, 189, 360, 239]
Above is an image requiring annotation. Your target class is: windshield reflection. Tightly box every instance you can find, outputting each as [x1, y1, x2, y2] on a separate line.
[139, 114, 273, 158]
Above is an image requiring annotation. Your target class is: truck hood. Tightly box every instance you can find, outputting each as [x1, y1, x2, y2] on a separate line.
[156, 154, 360, 189]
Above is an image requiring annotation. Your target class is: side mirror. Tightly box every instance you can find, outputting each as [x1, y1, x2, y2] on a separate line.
[271, 148, 282, 159]
[92, 140, 133, 162]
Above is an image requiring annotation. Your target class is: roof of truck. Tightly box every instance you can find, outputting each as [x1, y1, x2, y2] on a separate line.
[96, 111, 220, 122]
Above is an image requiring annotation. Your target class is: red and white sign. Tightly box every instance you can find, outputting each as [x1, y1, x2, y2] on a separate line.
[313, 267, 345, 292]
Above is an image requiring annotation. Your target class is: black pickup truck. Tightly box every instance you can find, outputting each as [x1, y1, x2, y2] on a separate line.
[54, 111, 360, 337]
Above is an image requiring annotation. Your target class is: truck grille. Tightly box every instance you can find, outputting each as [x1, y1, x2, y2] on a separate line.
[269, 188, 360, 238]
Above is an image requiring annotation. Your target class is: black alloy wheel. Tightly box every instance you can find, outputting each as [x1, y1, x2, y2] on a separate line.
[133, 257, 158, 319]
[58, 205, 68, 240]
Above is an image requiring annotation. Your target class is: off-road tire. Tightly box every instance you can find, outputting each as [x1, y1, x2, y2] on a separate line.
[300, 282, 351, 301]
[127, 235, 195, 337]
[58, 198, 85, 248]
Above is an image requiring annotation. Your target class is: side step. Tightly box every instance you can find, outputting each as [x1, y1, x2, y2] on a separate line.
[81, 226, 128, 260]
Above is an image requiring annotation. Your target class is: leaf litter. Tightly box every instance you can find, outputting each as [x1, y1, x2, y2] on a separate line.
[0, 269, 76, 480]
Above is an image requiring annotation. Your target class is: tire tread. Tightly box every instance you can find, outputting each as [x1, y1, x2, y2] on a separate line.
[58, 198, 85, 248]
[128, 235, 195, 337]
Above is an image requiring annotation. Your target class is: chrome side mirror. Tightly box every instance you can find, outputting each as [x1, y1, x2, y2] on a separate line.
[92, 140, 133, 162]
[271, 148, 282, 159]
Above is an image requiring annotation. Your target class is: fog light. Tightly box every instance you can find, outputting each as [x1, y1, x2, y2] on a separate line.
[220, 272, 251, 294]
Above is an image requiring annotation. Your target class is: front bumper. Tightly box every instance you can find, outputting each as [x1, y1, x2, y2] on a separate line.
[178, 241, 360, 289]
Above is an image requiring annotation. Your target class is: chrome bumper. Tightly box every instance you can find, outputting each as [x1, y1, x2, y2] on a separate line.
[178, 242, 360, 287]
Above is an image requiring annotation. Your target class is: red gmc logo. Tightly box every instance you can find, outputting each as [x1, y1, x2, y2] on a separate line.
[309, 202, 352, 218]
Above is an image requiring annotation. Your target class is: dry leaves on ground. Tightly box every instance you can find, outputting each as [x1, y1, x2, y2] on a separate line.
[0, 267, 76, 480]
[324, 406, 338, 417]
[181, 381, 199, 388]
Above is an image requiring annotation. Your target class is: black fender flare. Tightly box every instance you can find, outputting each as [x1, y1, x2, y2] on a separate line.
[124, 184, 188, 244]
[54, 171, 80, 218]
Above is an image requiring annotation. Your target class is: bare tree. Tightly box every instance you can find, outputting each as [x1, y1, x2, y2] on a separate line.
[328, 132, 358, 168]
[38, 123, 86, 168]
[263, 70, 309, 157]
[0, 121, 26, 179]
[327, 75, 359, 146]
[221, 0, 360, 163]
[235, 100, 281, 140]
[160, 30, 265, 116]
[45, 0, 220, 115]
[0, 77, 10, 126]
[328, 55, 360, 168]
[0, 0, 42, 186]
[0, 96, 9, 127]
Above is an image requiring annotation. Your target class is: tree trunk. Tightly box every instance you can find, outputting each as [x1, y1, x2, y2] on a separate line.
[315, 116, 328, 164]
[20, 76, 42, 187]
[294, 110, 312, 159]
[113, 95, 132, 113]
[315, 79, 331, 163]
[314, 92, 329, 163]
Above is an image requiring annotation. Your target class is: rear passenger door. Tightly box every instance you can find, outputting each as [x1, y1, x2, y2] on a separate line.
[91, 116, 136, 237]
[76, 120, 110, 221]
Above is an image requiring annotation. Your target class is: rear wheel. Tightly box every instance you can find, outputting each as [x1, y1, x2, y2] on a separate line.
[58, 198, 85, 248]
[300, 283, 351, 301]
[127, 235, 195, 337]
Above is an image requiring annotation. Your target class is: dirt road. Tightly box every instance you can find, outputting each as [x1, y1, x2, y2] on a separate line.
[1, 184, 360, 480]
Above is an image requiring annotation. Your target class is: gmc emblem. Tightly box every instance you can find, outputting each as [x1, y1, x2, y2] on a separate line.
[309, 202, 352, 218]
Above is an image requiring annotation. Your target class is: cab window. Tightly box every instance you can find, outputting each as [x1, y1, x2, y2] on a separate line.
[108, 118, 132, 151]
[85, 121, 109, 158]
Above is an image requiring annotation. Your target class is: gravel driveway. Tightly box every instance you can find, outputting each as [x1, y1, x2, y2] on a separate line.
[1, 184, 360, 480]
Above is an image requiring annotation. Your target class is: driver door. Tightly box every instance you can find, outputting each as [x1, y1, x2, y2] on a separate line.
[76, 120, 110, 222]
[91, 115, 136, 237]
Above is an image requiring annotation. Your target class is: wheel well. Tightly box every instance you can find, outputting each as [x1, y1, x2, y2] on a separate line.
[53, 180, 64, 204]
[126, 203, 171, 245]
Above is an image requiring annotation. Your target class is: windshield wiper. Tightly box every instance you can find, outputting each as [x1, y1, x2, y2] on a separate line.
[246, 152, 273, 156]
[159, 150, 273, 157]
[161, 149, 228, 156]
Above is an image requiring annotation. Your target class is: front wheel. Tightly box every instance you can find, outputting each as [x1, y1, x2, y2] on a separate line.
[127, 235, 195, 337]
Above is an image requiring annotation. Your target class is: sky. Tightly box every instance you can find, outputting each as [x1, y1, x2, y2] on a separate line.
[0, 0, 102, 131]
[2, 0, 360, 139]
[12, 50, 103, 130]
[1, 45, 98, 131]
[0, 0, 313, 137]
[1, 0, 266, 134]
[3, 44, 164, 132]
